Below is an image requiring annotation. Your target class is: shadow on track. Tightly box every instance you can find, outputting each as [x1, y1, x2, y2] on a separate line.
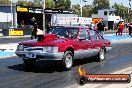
[7, 57, 98, 73]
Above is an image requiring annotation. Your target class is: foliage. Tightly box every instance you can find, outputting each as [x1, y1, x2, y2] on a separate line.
[65, 0, 71, 10]
[72, 4, 80, 16]
[55, 0, 71, 10]
[72, 4, 92, 17]
[82, 5, 92, 17]
[17, 0, 34, 6]
[111, 3, 129, 21]
[33, 0, 43, 7]
[16, 0, 71, 10]
[45, 0, 55, 9]
[92, 0, 110, 14]
[0, 0, 10, 4]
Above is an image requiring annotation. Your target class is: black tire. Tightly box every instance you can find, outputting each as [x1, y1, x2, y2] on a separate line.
[62, 51, 73, 70]
[96, 47, 105, 62]
[23, 59, 36, 67]
[76, 76, 86, 85]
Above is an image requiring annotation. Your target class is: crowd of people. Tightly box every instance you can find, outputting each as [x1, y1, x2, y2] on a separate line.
[96, 20, 132, 37]
[20, 16, 132, 39]
[30, 17, 53, 39]
[115, 21, 132, 36]
[115, 21, 125, 36]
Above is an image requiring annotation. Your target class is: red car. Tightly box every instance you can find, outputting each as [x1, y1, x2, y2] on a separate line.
[15, 26, 111, 70]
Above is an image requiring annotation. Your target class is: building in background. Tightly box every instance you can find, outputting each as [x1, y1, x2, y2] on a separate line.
[0, 5, 76, 35]
[92, 8, 122, 30]
[0, 4, 16, 29]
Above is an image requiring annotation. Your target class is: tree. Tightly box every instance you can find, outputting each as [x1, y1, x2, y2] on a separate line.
[17, 0, 42, 7]
[92, 0, 110, 14]
[82, 5, 92, 17]
[0, 0, 10, 4]
[65, 0, 71, 10]
[72, 4, 80, 16]
[17, 0, 34, 6]
[72, 4, 93, 17]
[55, 0, 66, 9]
[55, 0, 71, 10]
[17, 0, 55, 9]
[45, 0, 55, 9]
[112, 3, 129, 22]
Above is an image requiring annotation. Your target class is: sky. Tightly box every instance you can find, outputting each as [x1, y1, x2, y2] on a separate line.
[12, 0, 132, 7]
[71, 0, 131, 7]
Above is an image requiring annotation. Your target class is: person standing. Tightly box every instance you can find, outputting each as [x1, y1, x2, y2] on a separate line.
[128, 23, 132, 36]
[97, 19, 105, 37]
[20, 20, 25, 28]
[117, 22, 124, 36]
[31, 17, 38, 39]
[46, 22, 52, 33]
[120, 22, 125, 35]
[116, 22, 121, 35]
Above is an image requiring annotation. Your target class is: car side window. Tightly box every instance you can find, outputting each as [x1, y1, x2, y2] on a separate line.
[89, 30, 99, 40]
[68, 28, 78, 39]
[80, 29, 90, 40]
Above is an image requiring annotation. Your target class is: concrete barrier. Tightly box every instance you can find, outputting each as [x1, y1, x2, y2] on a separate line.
[2, 27, 32, 36]
[9, 28, 24, 36]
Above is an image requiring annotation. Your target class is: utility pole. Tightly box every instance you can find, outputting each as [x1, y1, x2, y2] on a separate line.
[129, 0, 131, 9]
[80, 0, 87, 17]
[80, 0, 82, 17]
[11, 0, 13, 28]
[128, 0, 131, 22]
[128, 0, 131, 13]
[43, 0, 46, 34]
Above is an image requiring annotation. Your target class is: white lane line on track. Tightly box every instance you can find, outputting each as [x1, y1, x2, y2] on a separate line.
[0, 54, 16, 59]
[0, 43, 18, 52]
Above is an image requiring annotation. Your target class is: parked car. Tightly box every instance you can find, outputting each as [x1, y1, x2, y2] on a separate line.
[15, 26, 111, 70]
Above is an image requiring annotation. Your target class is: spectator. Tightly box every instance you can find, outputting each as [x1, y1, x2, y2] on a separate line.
[97, 19, 105, 37]
[31, 17, 38, 39]
[128, 23, 132, 36]
[116, 22, 124, 36]
[116, 23, 120, 35]
[20, 20, 24, 28]
[120, 22, 125, 35]
[46, 22, 52, 33]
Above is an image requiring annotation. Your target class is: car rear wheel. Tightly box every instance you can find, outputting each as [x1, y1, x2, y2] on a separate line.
[96, 47, 105, 61]
[23, 59, 36, 67]
[62, 51, 73, 70]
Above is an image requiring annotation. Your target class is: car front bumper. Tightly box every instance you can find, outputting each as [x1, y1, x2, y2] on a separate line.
[106, 46, 112, 52]
[15, 51, 64, 60]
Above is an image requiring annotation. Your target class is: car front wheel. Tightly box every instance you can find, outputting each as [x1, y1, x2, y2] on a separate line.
[96, 47, 105, 61]
[23, 59, 36, 67]
[62, 51, 73, 70]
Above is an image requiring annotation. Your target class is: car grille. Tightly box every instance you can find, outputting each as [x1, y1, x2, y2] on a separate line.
[24, 46, 43, 51]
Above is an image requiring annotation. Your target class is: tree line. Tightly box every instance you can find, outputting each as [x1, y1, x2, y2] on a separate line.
[0, 0, 131, 22]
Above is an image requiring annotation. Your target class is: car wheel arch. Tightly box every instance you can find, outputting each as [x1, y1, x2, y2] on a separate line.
[100, 45, 106, 53]
[102, 46, 106, 53]
[64, 47, 74, 56]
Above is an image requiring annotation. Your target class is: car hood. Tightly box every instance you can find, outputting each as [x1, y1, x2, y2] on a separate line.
[19, 34, 70, 46]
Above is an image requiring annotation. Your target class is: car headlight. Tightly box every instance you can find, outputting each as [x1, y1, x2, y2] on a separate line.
[17, 45, 24, 51]
[43, 46, 58, 53]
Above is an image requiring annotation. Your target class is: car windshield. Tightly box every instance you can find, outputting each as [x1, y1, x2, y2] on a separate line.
[48, 27, 78, 39]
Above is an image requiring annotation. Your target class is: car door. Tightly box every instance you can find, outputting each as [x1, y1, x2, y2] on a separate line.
[78, 28, 93, 59]
[89, 30, 101, 56]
